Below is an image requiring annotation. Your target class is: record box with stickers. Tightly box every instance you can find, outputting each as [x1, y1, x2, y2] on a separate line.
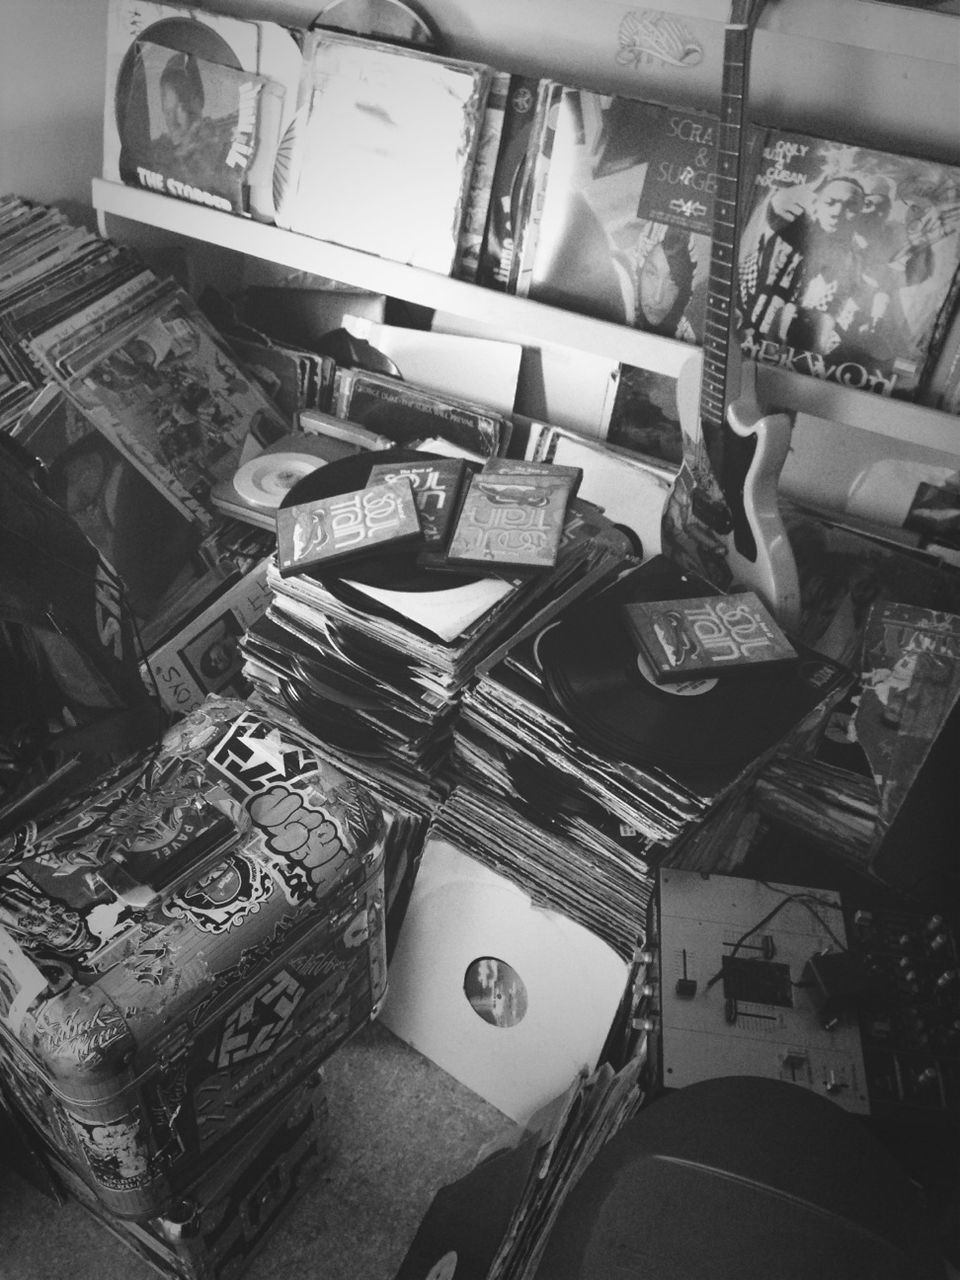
[0, 696, 387, 1220]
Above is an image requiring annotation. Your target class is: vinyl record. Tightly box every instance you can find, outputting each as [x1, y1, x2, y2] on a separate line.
[536, 556, 847, 777]
[233, 452, 322, 510]
[278, 677, 391, 759]
[280, 448, 481, 591]
[380, 839, 628, 1127]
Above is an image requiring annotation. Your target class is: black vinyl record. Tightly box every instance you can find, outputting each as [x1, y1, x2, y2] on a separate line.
[279, 447, 481, 592]
[537, 556, 849, 778]
[278, 678, 390, 759]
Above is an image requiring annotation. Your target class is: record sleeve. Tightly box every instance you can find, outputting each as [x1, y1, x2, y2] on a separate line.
[64, 288, 287, 527]
[475, 75, 555, 292]
[738, 125, 960, 402]
[332, 366, 510, 460]
[454, 68, 513, 284]
[380, 839, 628, 1127]
[117, 41, 286, 220]
[104, 0, 262, 187]
[274, 30, 491, 274]
[521, 91, 717, 343]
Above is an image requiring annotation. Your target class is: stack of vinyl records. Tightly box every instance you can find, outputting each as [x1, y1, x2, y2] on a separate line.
[452, 555, 853, 873]
[240, 447, 636, 781]
[430, 784, 654, 961]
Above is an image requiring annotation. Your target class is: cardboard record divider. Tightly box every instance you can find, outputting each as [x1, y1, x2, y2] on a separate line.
[278, 447, 483, 592]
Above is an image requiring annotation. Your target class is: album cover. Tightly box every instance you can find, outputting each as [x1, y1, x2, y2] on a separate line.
[103, 0, 262, 186]
[333, 367, 510, 459]
[621, 591, 798, 684]
[604, 363, 683, 465]
[444, 469, 574, 573]
[276, 476, 422, 578]
[738, 125, 960, 401]
[275, 30, 491, 274]
[117, 41, 286, 219]
[226, 335, 336, 419]
[757, 597, 960, 891]
[476, 75, 555, 292]
[142, 556, 272, 711]
[454, 68, 512, 283]
[520, 91, 717, 342]
[64, 289, 287, 527]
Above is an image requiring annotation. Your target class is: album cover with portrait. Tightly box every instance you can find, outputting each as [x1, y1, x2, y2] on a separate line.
[738, 125, 960, 402]
[517, 90, 718, 343]
[117, 40, 285, 219]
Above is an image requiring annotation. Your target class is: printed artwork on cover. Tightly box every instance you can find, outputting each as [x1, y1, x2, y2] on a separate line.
[119, 44, 261, 212]
[737, 127, 960, 399]
[67, 293, 285, 522]
[523, 91, 717, 343]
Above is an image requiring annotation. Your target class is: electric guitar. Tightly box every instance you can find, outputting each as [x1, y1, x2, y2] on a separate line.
[660, 0, 801, 631]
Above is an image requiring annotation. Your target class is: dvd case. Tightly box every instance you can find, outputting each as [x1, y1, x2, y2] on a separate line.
[737, 125, 960, 401]
[276, 476, 422, 577]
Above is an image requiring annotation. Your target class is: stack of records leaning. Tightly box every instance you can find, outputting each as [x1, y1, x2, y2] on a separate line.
[240, 447, 636, 785]
[0, 195, 283, 654]
[452, 555, 852, 882]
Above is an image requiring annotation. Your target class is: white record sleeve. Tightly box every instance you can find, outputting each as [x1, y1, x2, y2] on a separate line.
[381, 838, 629, 1126]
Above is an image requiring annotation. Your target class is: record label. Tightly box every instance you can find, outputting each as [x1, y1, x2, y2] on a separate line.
[233, 452, 321, 510]
[634, 647, 717, 697]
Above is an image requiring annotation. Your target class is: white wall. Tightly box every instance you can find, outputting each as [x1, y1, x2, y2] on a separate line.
[1, 0, 108, 219]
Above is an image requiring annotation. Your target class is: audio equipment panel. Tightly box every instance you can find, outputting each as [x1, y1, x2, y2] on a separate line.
[643, 868, 871, 1113]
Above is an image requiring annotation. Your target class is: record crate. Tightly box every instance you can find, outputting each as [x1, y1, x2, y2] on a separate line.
[39, 1069, 331, 1280]
[0, 696, 387, 1220]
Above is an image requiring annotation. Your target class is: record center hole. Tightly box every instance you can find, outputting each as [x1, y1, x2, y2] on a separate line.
[463, 957, 528, 1028]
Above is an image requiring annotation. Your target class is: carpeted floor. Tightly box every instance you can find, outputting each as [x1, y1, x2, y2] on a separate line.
[0, 1020, 516, 1280]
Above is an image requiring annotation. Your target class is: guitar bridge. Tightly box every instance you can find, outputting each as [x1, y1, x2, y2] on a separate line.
[691, 489, 734, 536]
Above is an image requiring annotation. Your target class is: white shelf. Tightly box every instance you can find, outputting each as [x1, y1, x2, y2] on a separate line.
[92, 178, 960, 458]
[92, 179, 692, 377]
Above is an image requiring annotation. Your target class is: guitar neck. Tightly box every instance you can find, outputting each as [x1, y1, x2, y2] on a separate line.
[700, 17, 756, 439]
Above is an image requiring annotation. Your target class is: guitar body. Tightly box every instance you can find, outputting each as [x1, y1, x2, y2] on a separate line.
[659, 0, 801, 632]
[664, 354, 801, 631]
